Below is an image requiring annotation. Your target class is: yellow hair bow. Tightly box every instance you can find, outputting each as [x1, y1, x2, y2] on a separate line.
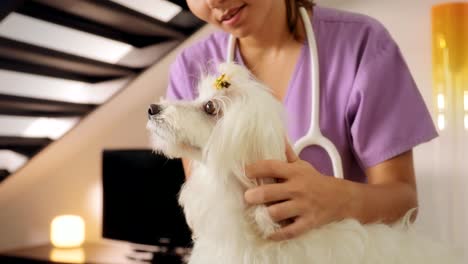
[213, 73, 231, 90]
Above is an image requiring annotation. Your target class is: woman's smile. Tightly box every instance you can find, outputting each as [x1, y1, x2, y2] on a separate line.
[219, 4, 247, 27]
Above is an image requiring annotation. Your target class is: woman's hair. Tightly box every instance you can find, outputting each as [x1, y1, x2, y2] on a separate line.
[285, 0, 315, 40]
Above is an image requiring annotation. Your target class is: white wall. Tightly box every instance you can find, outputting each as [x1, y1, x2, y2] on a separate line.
[0, 0, 466, 258]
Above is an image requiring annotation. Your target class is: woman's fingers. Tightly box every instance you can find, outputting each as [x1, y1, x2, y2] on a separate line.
[285, 139, 299, 163]
[267, 200, 302, 222]
[244, 183, 290, 205]
[245, 140, 300, 180]
[268, 217, 311, 241]
[245, 160, 291, 180]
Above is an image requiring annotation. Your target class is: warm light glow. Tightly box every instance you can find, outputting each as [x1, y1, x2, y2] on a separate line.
[51, 215, 85, 248]
[465, 114, 468, 130]
[0, 13, 133, 63]
[437, 114, 445, 130]
[439, 37, 446, 49]
[50, 248, 85, 263]
[437, 93, 445, 110]
[110, 0, 182, 22]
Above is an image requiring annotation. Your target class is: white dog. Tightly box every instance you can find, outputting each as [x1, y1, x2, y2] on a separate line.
[147, 62, 459, 264]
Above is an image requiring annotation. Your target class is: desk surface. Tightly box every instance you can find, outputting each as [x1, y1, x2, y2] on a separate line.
[0, 241, 184, 264]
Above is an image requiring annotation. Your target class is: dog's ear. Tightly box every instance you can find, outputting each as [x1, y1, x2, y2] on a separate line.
[204, 76, 287, 187]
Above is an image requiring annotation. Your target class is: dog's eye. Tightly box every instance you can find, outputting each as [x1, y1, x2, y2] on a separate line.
[203, 101, 217, 115]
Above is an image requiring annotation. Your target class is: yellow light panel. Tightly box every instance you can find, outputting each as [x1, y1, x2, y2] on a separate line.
[432, 3, 468, 128]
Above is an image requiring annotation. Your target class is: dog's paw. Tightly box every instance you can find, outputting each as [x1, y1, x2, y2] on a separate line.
[252, 205, 281, 239]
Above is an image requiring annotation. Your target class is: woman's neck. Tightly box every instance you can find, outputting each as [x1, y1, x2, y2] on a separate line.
[238, 6, 309, 55]
[238, 3, 294, 54]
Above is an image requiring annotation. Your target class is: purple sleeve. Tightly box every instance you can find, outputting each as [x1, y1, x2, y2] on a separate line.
[346, 38, 438, 168]
[165, 52, 198, 101]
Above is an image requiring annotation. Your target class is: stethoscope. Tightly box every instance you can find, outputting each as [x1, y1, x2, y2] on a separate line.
[226, 7, 344, 179]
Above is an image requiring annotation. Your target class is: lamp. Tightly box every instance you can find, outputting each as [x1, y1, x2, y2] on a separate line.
[50, 215, 85, 248]
[432, 2, 468, 131]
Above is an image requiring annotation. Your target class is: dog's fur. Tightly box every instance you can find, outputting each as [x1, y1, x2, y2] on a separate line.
[147, 63, 459, 264]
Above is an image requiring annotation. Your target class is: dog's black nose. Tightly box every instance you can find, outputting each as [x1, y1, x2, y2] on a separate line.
[148, 104, 162, 119]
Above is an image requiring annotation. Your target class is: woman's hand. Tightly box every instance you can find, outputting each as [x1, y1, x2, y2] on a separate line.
[244, 142, 353, 241]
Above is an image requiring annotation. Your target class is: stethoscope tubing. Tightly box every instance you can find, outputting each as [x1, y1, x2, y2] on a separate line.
[227, 7, 344, 179]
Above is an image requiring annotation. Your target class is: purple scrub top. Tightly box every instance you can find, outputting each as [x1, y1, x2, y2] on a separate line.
[165, 6, 438, 182]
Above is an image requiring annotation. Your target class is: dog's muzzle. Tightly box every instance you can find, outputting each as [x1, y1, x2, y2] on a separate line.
[148, 104, 162, 120]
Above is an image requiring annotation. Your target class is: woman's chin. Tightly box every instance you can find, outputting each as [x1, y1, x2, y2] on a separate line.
[226, 27, 254, 40]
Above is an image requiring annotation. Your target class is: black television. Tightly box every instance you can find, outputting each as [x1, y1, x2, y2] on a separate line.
[102, 149, 192, 253]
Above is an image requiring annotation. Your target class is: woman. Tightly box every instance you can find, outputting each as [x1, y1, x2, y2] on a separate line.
[166, 0, 438, 241]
